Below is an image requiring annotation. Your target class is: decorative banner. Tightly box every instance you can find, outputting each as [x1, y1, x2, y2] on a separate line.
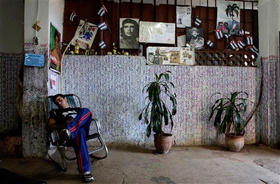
[119, 18, 139, 49]
[139, 21, 175, 45]
[176, 6, 191, 28]
[217, 0, 241, 36]
[237, 40, 246, 49]
[186, 27, 204, 50]
[49, 24, 62, 73]
[24, 53, 44, 67]
[70, 20, 98, 50]
[146, 47, 195, 65]
[194, 18, 202, 27]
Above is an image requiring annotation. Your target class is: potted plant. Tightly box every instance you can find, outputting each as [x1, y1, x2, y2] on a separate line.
[209, 91, 253, 152]
[138, 71, 177, 154]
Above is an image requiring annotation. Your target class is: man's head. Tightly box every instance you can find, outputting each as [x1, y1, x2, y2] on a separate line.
[191, 27, 199, 38]
[53, 94, 70, 109]
[121, 19, 139, 39]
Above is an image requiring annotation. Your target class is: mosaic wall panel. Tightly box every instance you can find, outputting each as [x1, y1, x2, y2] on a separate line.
[63, 56, 261, 146]
[0, 53, 22, 134]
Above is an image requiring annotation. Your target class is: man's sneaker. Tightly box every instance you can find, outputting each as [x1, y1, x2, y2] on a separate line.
[81, 173, 94, 183]
[59, 129, 71, 145]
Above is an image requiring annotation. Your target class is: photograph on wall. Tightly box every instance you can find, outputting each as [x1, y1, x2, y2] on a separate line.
[139, 21, 175, 44]
[216, 0, 241, 35]
[176, 6, 191, 28]
[119, 18, 139, 49]
[146, 47, 195, 65]
[49, 24, 62, 73]
[70, 19, 98, 50]
[186, 27, 204, 50]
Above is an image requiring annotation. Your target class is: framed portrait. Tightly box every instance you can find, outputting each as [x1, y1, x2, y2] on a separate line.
[216, 0, 241, 35]
[49, 24, 62, 73]
[176, 6, 191, 28]
[119, 18, 139, 49]
[186, 27, 204, 50]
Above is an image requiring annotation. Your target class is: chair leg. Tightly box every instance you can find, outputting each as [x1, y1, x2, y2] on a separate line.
[88, 135, 108, 160]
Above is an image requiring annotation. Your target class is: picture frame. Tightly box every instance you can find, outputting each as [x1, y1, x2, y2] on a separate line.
[49, 23, 62, 73]
[119, 18, 139, 49]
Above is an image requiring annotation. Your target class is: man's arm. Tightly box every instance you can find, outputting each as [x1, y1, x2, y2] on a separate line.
[48, 118, 68, 129]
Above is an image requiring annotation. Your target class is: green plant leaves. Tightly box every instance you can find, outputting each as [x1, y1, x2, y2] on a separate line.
[139, 71, 177, 137]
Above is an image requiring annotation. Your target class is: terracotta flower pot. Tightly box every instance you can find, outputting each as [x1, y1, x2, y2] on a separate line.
[154, 133, 172, 154]
[225, 133, 244, 152]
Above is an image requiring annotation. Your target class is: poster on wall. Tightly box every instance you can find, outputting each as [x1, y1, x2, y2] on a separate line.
[216, 0, 241, 35]
[139, 21, 175, 44]
[176, 6, 191, 28]
[49, 24, 62, 73]
[146, 47, 195, 65]
[70, 20, 98, 50]
[119, 18, 139, 49]
[186, 27, 204, 50]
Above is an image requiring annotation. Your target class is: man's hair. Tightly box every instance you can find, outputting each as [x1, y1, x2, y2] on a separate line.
[52, 94, 65, 105]
[120, 18, 139, 39]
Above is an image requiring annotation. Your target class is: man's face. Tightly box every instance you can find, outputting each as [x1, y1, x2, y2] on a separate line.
[123, 23, 135, 37]
[191, 30, 198, 37]
[55, 96, 69, 109]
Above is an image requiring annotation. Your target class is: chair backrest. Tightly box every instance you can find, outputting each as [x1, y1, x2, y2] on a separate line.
[48, 94, 82, 113]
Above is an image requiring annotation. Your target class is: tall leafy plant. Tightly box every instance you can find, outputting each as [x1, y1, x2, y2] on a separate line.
[209, 91, 253, 136]
[138, 71, 177, 137]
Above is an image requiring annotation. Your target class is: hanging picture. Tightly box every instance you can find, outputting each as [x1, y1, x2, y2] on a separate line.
[139, 21, 175, 44]
[49, 24, 62, 73]
[119, 18, 139, 49]
[216, 0, 241, 35]
[186, 27, 204, 50]
[176, 6, 191, 28]
[70, 20, 98, 50]
[146, 47, 195, 65]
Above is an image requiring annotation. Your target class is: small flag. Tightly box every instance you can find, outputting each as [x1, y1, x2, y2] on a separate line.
[237, 40, 246, 49]
[246, 36, 253, 45]
[97, 5, 108, 16]
[230, 40, 238, 50]
[224, 34, 230, 39]
[250, 45, 259, 54]
[70, 11, 77, 22]
[206, 40, 214, 47]
[97, 22, 107, 30]
[194, 18, 202, 27]
[215, 29, 223, 39]
[239, 29, 245, 35]
[99, 41, 106, 49]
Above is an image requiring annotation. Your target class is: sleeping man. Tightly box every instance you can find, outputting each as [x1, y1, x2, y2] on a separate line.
[48, 94, 94, 183]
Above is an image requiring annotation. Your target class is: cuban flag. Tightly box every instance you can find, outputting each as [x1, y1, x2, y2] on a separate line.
[206, 40, 214, 48]
[230, 40, 238, 50]
[215, 29, 223, 39]
[194, 18, 202, 27]
[69, 11, 77, 22]
[250, 45, 259, 54]
[224, 34, 230, 39]
[97, 22, 107, 31]
[246, 36, 253, 45]
[239, 29, 245, 35]
[97, 5, 108, 16]
[99, 41, 106, 49]
[237, 40, 246, 49]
